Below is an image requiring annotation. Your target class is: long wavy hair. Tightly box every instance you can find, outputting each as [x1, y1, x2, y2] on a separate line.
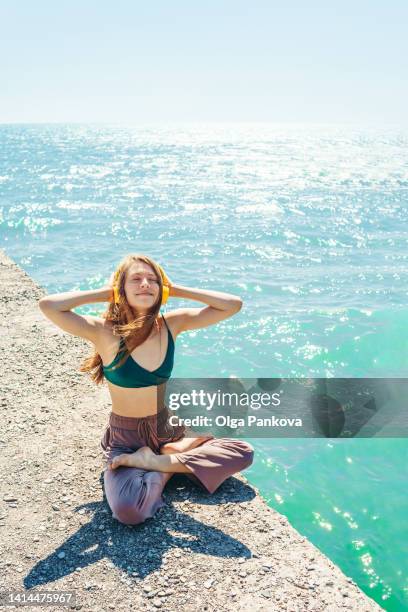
[79, 253, 166, 385]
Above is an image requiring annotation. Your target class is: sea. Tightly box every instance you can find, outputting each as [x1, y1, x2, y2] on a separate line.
[1, 123, 407, 610]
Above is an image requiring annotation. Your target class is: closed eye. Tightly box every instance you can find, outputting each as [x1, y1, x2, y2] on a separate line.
[130, 277, 158, 282]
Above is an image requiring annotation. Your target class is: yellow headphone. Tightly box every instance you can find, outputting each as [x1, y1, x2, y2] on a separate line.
[112, 264, 171, 305]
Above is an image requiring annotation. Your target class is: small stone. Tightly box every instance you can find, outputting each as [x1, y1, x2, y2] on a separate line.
[204, 578, 214, 588]
[152, 599, 162, 608]
[3, 496, 17, 502]
[57, 552, 65, 559]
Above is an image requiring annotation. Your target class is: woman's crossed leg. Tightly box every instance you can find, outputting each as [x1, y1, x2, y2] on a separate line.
[104, 436, 254, 525]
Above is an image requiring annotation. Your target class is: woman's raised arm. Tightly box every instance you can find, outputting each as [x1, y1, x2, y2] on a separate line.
[39, 285, 112, 312]
[168, 283, 243, 333]
[38, 285, 113, 344]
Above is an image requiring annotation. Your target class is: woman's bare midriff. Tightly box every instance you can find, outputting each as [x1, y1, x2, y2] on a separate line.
[96, 316, 178, 418]
[106, 381, 168, 417]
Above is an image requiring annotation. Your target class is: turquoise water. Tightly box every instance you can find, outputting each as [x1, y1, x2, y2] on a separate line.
[1, 124, 407, 609]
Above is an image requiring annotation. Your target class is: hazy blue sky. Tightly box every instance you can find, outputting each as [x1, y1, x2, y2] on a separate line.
[1, 1, 407, 124]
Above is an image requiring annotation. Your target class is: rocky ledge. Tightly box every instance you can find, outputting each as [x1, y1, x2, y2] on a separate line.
[0, 248, 383, 611]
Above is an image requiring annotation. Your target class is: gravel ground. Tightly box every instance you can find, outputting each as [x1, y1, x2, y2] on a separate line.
[0, 248, 384, 612]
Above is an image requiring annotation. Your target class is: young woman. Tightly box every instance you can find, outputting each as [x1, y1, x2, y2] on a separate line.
[38, 253, 254, 525]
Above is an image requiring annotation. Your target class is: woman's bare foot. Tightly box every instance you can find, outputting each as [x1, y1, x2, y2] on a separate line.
[109, 446, 157, 471]
[160, 432, 214, 455]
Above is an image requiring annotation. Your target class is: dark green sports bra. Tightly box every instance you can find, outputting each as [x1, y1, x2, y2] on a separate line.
[102, 314, 175, 388]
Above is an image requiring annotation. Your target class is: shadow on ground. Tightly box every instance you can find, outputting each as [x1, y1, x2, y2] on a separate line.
[24, 472, 256, 589]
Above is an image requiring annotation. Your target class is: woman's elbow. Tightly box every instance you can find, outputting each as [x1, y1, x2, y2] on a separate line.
[231, 298, 243, 312]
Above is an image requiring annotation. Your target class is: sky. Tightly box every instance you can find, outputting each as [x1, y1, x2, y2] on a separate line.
[0, 0, 407, 124]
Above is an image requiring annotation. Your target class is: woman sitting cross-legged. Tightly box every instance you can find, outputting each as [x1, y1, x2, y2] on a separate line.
[39, 253, 254, 526]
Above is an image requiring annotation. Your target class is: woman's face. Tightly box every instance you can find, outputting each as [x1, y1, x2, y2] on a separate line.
[124, 262, 160, 310]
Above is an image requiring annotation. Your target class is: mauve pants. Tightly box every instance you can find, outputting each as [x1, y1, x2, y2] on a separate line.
[100, 405, 254, 525]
